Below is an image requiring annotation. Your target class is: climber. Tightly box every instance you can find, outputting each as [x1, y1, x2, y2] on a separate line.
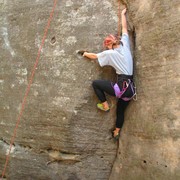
[80, 8, 135, 140]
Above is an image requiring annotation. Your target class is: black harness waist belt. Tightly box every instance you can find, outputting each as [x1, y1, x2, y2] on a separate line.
[117, 74, 133, 80]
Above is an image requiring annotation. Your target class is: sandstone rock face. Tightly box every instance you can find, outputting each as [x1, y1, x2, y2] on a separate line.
[0, 0, 179, 180]
[109, 0, 180, 179]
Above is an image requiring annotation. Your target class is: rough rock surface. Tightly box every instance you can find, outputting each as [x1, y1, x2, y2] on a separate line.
[109, 0, 180, 179]
[0, 0, 180, 180]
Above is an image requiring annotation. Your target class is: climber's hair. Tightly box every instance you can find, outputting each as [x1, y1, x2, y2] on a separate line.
[103, 34, 118, 49]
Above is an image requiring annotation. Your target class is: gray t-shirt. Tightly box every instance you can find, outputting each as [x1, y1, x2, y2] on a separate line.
[97, 33, 133, 75]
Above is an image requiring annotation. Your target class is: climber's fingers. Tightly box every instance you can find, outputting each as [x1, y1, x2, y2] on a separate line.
[77, 50, 88, 56]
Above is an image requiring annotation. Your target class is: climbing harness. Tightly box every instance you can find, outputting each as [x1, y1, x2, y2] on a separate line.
[1, 0, 57, 178]
[113, 79, 137, 101]
[112, 74, 137, 101]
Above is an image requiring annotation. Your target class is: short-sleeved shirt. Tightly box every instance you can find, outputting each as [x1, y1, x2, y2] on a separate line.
[97, 33, 133, 75]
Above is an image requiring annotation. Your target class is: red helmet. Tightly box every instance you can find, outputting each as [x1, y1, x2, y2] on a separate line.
[103, 34, 117, 48]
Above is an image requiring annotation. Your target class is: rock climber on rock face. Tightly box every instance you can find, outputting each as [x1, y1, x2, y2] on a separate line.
[80, 8, 136, 140]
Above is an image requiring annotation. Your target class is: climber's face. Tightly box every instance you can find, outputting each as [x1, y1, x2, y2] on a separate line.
[106, 43, 113, 50]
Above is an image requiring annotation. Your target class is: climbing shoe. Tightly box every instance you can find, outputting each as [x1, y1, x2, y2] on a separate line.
[112, 130, 120, 141]
[97, 103, 110, 112]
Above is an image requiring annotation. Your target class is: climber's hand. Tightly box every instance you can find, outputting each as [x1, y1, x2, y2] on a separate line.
[121, 8, 127, 15]
[77, 50, 87, 56]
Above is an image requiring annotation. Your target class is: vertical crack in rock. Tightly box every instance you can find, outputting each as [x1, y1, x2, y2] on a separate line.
[108, 1, 137, 179]
[1, 0, 179, 179]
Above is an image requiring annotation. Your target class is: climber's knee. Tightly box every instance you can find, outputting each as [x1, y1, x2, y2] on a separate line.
[92, 80, 98, 88]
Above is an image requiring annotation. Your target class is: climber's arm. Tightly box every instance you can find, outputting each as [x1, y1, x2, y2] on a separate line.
[121, 8, 128, 34]
[83, 52, 98, 60]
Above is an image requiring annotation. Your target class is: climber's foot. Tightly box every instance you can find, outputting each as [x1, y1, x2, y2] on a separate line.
[97, 102, 110, 112]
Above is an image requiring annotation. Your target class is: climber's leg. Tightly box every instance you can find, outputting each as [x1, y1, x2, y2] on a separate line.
[92, 80, 115, 111]
[113, 98, 129, 139]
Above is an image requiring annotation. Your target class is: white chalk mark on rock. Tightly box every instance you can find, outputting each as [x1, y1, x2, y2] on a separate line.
[66, 36, 77, 45]
[66, 0, 73, 7]
[1, 27, 15, 57]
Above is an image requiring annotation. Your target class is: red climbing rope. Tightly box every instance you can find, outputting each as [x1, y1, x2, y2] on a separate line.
[1, 0, 57, 178]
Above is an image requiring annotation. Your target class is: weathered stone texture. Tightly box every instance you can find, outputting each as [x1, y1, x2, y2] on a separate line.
[0, 0, 180, 180]
[109, 0, 180, 180]
[1, 0, 119, 179]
